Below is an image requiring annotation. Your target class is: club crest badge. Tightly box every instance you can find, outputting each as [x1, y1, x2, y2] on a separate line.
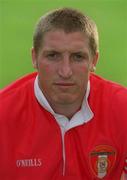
[89, 145, 117, 179]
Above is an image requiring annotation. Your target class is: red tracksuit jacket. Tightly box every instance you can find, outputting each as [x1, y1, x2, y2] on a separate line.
[0, 72, 127, 180]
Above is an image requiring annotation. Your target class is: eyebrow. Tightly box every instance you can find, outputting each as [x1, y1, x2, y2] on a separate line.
[71, 51, 90, 57]
[42, 50, 59, 55]
[43, 49, 89, 54]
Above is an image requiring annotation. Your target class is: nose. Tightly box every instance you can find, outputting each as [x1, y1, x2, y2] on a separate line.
[58, 55, 72, 78]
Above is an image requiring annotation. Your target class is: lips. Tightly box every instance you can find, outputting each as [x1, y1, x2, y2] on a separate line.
[54, 82, 75, 86]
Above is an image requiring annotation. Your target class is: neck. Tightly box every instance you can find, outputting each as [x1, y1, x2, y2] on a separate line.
[49, 100, 83, 119]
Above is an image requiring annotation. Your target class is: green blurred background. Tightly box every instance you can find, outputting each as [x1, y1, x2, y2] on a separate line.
[0, 0, 127, 88]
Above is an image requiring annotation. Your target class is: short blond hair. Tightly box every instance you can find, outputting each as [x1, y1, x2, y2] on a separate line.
[33, 7, 99, 55]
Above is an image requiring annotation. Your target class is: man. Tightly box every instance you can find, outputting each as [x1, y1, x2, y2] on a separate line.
[0, 7, 127, 180]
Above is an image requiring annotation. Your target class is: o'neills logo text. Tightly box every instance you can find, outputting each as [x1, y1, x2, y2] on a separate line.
[16, 158, 42, 167]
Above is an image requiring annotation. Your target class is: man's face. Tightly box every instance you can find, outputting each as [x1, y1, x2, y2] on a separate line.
[32, 30, 98, 107]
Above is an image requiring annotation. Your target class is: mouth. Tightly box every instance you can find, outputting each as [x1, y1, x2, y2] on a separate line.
[54, 82, 75, 86]
[53, 82, 75, 90]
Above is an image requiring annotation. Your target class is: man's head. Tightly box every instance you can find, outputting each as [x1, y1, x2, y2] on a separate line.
[33, 7, 99, 56]
[31, 8, 99, 117]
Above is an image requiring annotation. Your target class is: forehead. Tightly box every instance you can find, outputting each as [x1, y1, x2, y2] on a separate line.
[42, 30, 90, 52]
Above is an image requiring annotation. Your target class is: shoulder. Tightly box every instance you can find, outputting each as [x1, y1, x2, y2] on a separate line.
[90, 73, 127, 101]
[89, 73, 127, 122]
[0, 72, 37, 116]
[90, 74, 127, 147]
[90, 73, 127, 132]
[0, 72, 37, 93]
[0, 72, 37, 100]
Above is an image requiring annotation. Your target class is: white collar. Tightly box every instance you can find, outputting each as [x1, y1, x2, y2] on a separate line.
[34, 75, 94, 131]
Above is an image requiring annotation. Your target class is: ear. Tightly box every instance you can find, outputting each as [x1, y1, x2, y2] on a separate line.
[31, 47, 38, 69]
[90, 51, 99, 72]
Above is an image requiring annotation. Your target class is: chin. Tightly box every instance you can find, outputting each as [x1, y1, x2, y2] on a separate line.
[54, 96, 77, 105]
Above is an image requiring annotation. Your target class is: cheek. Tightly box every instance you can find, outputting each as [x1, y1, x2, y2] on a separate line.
[44, 66, 52, 74]
[38, 65, 54, 89]
[76, 65, 89, 75]
[75, 66, 90, 87]
[38, 63, 54, 76]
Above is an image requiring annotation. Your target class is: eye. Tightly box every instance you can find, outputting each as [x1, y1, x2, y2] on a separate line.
[48, 52, 56, 57]
[72, 52, 89, 62]
[46, 51, 61, 61]
[72, 53, 85, 62]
